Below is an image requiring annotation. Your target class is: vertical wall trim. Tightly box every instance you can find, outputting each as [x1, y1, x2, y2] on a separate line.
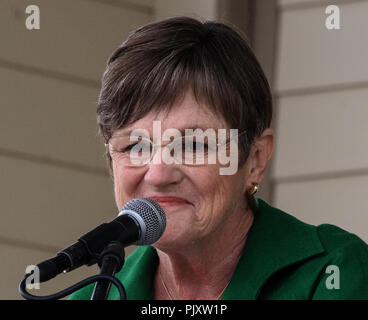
[216, 0, 279, 204]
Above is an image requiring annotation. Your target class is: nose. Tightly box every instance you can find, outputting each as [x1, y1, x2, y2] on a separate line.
[143, 152, 184, 188]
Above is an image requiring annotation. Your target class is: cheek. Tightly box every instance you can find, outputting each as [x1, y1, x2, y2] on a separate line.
[196, 170, 246, 224]
[196, 168, 234, 202]
[113, 165, 145, 210]
[187, 169, 228, 224]
[113, 180, 126, 211]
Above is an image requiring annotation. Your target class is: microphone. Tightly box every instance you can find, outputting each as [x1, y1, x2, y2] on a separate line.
[34, 198, 166, 283]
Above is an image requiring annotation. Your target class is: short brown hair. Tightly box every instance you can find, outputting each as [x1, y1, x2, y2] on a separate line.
[97, 16, 273, 211]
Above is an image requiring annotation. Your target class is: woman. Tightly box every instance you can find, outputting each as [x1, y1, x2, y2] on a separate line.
[70, 17, 368, 300]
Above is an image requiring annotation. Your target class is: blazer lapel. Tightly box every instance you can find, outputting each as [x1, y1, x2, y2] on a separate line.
[223, 198, 325, 299]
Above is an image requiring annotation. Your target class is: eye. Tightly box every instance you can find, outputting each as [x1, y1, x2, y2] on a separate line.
[112, 137, 153, 152]
[122, 143, 136, 152]
[109, 142, 136, 154]
[184, 140, 209, 153]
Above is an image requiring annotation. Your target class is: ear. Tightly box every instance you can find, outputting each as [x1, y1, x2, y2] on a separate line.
[246, 128, 274, 188]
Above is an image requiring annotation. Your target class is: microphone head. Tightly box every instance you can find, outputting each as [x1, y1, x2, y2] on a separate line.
[119, 198, 166, 245]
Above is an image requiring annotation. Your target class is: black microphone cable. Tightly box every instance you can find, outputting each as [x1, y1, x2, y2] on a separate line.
[18, 273, 126, 300]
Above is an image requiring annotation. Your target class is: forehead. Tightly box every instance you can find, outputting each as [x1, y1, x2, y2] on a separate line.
[112, 90, 228, 137]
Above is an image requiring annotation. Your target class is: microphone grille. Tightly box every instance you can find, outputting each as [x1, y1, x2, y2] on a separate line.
[122, 198, 166, 245]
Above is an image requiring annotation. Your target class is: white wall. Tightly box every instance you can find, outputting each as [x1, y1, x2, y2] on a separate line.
[155, 0, 218, 21]
[272, 0, 368, 242]
[0, 0, 154, 300]
[0, 0, 221, 301]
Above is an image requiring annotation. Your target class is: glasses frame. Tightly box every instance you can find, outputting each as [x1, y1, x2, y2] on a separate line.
[105, 129, 247, 167]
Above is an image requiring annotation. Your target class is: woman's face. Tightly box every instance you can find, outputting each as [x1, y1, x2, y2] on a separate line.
[111, 90, 251, 250]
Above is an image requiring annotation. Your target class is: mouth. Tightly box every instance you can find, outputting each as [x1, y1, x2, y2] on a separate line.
[149, 196, 192, 207]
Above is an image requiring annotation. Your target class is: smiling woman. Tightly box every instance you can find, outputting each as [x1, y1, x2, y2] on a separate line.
[69, 16, 368, 300]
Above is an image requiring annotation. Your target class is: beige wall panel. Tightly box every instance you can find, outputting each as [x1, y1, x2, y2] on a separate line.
[279, 0, 329, 6]
[0, 156, 116, 248]
[155, 0, 217, 21]
[275, 1, 368, 92]
[115, 0, 155, 6]
[273, 175, 368, 243]
[0, 0, 152, 81]
[0, 67, 108, 168]
[0, 242, 100, 300]
[273, 88, 368, 178]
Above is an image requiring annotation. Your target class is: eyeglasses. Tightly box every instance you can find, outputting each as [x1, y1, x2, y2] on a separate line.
[105, 130, 246, 167]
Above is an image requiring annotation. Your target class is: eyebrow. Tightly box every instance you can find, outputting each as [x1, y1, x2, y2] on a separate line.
[112, 125, 220, 138]
[179, 127, 217, 135]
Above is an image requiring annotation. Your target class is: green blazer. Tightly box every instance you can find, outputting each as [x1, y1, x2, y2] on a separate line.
[69, 198, 368, 300]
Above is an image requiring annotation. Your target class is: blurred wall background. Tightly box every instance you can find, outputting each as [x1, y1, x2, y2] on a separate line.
[272, 0, 368, 245]
[0, 0, 366, 299]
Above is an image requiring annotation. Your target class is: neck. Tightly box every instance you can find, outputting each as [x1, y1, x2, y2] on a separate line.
[155, 207, 254, 300]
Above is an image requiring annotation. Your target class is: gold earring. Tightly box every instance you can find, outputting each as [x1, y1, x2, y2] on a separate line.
[248, 183, 259, 196]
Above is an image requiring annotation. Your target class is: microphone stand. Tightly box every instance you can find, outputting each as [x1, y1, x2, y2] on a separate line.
[91, 241, 126, 300]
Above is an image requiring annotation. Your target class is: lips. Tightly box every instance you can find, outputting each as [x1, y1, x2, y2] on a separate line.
[149, 196, 191, 207]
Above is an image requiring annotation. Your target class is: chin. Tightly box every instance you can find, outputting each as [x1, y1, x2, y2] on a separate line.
[153, 231, 193, 252]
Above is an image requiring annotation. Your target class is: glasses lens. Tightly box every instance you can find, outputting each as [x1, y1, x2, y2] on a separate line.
[175, 135, 216, 164]
[129, 138, 153, 165]
[108, 136, 153, 166]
